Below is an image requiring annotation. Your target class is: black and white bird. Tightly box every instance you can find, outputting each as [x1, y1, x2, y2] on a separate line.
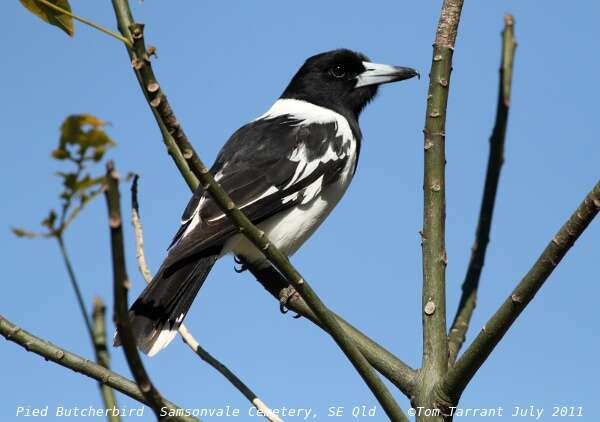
[123, 49, 418, 356]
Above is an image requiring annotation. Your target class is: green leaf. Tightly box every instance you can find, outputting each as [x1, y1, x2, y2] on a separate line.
[41, 210, 57, 230]
[59, 172, 78, 192]
[20, 0, 74, 37]
[51, 148, 70, 160]
[11, 227, 42, 239]
[59, 115, 116, 157]
[74, 175, 105, 193]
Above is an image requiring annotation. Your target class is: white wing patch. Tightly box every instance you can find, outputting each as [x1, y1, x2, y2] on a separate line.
[300, 175, 324, 204]
[261, 99, 354, 192]
[257, 98, 353, 141]
[180, 99, 356, 242]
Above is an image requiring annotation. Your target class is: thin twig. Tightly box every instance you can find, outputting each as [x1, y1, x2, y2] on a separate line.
[130, 175, 153, 284]
[56, 234, 94, 340]
[92, 297, 121, 422]
[416, 0, 464, 418]
[34, 0, 132, 47]
[448, 15, 517, 364]
[104, 161, 180, 421]
[130, 175, 284, 422]
[109, 2, 407, 419]
[438, 181, 600, 404]
[0, 314, 197, 422]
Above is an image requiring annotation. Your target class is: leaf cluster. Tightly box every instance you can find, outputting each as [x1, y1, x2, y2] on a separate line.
[13, 114, 116, 238]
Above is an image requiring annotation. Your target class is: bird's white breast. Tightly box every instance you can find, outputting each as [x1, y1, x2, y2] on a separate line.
[223, 99, 358, 266]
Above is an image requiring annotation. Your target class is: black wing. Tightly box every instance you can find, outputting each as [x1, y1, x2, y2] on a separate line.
[163, 115, 352, 268]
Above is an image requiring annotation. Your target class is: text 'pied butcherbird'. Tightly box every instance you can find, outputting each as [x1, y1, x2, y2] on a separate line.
[116, 49, 418, 356]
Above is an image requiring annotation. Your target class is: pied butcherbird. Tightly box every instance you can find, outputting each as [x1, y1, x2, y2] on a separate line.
[120, 49, 418, 356]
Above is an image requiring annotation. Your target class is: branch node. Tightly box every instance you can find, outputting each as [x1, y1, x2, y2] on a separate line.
[140, 381, 151, 393]
[129, 23, 144, 40]
[182, 149, 193, 160]
[109, 216, 122, 229]
[146, 82, 160, 93]
[150, 95, 162, 108]
[131, 57, 143, 70]
[424, 301, 436, 315]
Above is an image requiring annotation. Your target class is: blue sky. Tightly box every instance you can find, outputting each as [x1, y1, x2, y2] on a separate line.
[2, 1, 599, 421]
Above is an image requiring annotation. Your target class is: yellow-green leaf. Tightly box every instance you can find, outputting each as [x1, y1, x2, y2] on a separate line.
[20, 0, 74, 37]
[51, 148, 69, 160]
[11, 227, 42, 239]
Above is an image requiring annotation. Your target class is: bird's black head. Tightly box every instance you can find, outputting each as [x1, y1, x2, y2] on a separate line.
[281, 49, 418, 121]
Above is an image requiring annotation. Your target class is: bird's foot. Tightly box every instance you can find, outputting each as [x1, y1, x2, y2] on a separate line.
[233, 256, 247, 273]
[279, 286, 301, 318]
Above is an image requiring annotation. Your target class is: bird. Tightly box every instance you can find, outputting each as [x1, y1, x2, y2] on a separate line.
[121, 49, 418, 356]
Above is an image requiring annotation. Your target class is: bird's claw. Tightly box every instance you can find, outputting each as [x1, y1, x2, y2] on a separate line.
[233, 256, 247, 273]
[279, 286, 301, 318]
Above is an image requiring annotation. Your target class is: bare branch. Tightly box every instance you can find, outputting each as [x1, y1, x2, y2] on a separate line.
[416, 0, 464, 416]
[0, 314, 196, 421]
[92, 297, 121, 422]
[439, 181, 600, 404]
[56, 235, 94, 341]
[104, 161, 185, 421]
[109, 2, 407, 419]
[130, 175, 153, 285]
[448, 15, 517, 363]
[131, 175, 283, 422]
[246, 263, 417, 397]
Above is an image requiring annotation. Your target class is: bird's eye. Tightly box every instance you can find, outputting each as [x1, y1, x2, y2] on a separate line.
[330, 65, 346, 79]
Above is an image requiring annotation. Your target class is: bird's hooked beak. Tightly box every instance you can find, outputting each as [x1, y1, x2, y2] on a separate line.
[355, 61, 419, 88]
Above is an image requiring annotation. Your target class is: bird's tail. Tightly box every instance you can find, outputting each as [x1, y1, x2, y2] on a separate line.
[115, 253, 218, 356]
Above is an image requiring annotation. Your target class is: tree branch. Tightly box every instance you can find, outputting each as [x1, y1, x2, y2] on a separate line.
[105, 162, 183, 421]
[56, 234, 94, 342]
[246, 263, 416, 397]
[131, 175, 284, 422]
[57, 234, 122, 416]
[0, 314, 196, 422]
[92, 297, 121, 422]
[438, 181, 600, 404]
[448, 14, 517, 364]
[417, 0, 463, 417]
[109, 2, 407, 419]
[33, 0, 132, 46]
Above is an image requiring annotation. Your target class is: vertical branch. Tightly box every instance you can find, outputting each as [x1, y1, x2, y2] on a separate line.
[131, 175, 284, 422]
[448, 15, 517, 363]
[92, 297, 121, 422]
[417, 0, 463, 418]
[104, 162, 174, 420]
[57, 235, 122, 415]
[130, 175, 153, 284]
